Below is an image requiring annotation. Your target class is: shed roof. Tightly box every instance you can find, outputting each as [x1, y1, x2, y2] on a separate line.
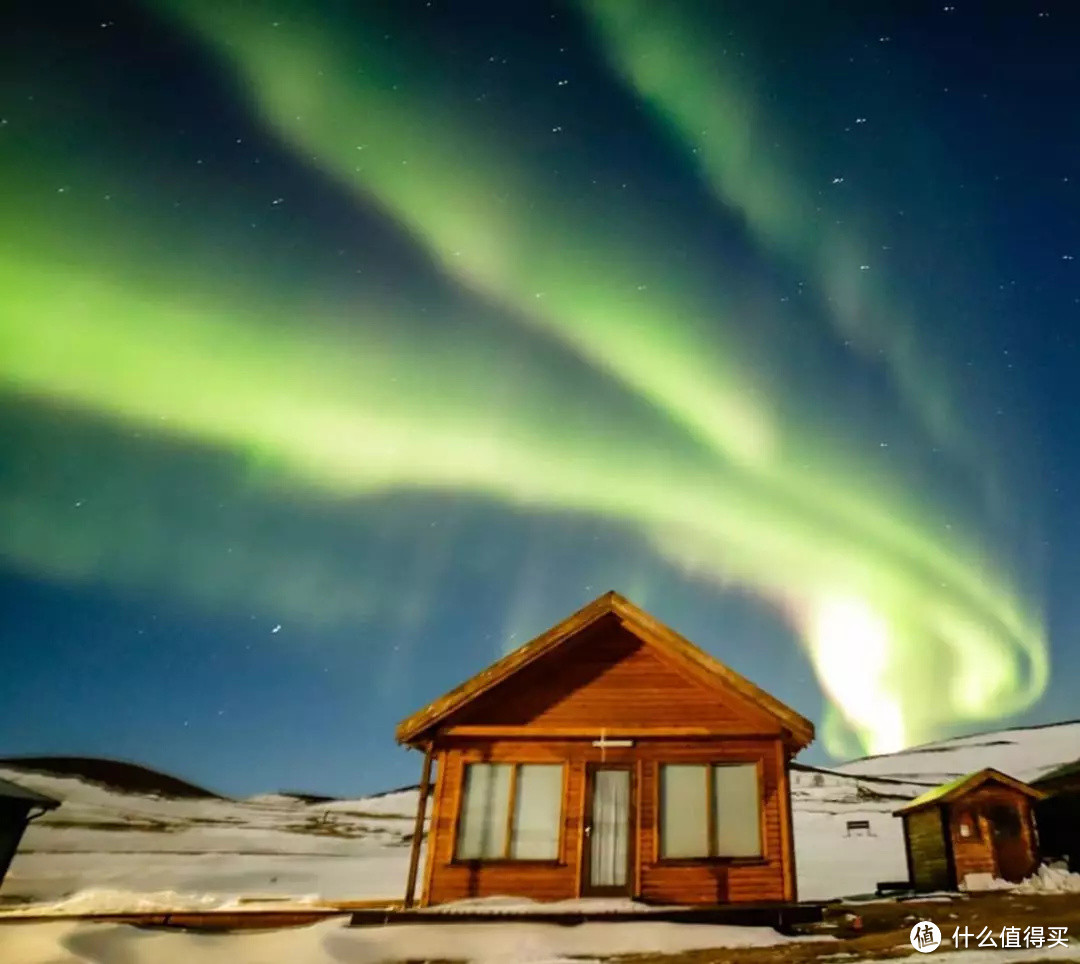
[893, 767, 1045, 816]
[0, 776, 60, 810]
[396, 590, 815, 749]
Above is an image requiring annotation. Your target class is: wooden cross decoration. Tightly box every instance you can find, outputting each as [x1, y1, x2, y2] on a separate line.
[591, 728, 634, 761]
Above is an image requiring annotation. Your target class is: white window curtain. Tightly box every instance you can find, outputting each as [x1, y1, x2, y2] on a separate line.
[713, 764, 761, 857]
[659, 764, 709, 858]
[456, 763, 511, 859]
[510, 765, 562, 859]
[659, 762, 761, 858]
[590, 769, 630, 885]
[457, 763, 562, 860]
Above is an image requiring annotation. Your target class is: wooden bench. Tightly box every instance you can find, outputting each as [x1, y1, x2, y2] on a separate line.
[846, 819, 874, 836]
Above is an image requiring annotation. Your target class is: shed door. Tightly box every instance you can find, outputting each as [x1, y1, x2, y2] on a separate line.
[988, 803, 1032, 882]
[582, 765, 634, 896]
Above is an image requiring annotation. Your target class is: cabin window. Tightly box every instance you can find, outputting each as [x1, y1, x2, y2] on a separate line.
[456, 763, 562, 860]
[659, 763, 761, 859]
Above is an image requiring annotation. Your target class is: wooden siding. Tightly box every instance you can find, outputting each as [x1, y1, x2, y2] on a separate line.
[423, 737, 788, 907]
[396, 591, 814, 749]
[948, 787, 1038, 885]
[905, 808, 950, 891]
[448, 617, 779, 734]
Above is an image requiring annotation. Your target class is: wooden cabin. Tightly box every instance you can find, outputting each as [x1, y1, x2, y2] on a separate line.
[894, 768, 1045, 891]
[1031, 760, 1080, 872]
[0, 777, 59, 891]
[396, 591, 815, 908]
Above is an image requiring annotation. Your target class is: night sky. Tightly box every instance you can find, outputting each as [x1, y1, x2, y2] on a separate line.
[2, 1, 1077, 798]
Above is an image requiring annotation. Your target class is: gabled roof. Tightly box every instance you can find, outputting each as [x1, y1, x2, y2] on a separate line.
[0, 776, 60, 810]
[893, 767, 1045, 816]
[396, 590, 815, 749]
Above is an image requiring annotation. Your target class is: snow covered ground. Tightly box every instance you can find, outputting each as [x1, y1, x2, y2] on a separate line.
[0, 767, 420, 902]
[1, 719, 1078, 909]
[0, 915, 822, 964]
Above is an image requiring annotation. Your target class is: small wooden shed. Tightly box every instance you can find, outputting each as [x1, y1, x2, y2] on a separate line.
[0, 777, 59, 891]
[396, 591, 815, 908]
[894, 768, 1044, 891]
[1031, 760, 1080, 872]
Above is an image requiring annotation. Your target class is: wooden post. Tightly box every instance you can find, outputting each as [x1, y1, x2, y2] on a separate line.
[777, 741, 797, 903]
[404, 742, 434, 909]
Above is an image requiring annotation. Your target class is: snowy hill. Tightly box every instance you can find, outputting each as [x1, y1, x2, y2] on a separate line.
[791, 720, 1080, 900]
[2, 720, 1078, 906]
[0, 764, 421, 903]
[833, 719, 1080, 785]
[0, 757, 223, 800]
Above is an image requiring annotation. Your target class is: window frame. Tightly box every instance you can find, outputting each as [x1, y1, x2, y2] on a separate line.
[451, 761, 567, 864]
[957, 807, 982, 841]
[655, 759, 766, 864]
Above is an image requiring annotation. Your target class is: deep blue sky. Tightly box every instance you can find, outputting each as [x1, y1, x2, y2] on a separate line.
[1, 0, 1077, 797]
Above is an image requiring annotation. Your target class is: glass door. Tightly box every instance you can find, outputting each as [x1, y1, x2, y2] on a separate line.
[582, 765, 633, 896]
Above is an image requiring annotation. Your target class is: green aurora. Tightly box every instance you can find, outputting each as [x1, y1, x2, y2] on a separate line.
[0, 0, 1048, 757]
[579, 0, 983, 476]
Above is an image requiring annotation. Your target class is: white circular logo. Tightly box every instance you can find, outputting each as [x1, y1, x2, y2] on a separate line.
[910, 920, 941, 953]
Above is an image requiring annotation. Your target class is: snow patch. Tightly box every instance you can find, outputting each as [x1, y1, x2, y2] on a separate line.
[962, 864, 1080, 894]
[419, 895, 683, 915]
[0, 887, 337, 917]
[0, 917, 823, 964]
[1015, 864, 1080, 894]
[0, 888, 230, 915]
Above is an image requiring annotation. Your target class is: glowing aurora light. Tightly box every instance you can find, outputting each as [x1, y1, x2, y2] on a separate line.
[0, 0, 1049, 757]
[578, 0, 989, 482]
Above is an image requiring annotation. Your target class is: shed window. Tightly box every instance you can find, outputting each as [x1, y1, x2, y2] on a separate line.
[456, 763, 562, 860]
[958, 809, 981, 840]
[659, 763, 761, 859]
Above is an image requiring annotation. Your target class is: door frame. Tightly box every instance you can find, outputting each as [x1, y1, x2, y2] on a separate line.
[580, 763, 636, 897]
